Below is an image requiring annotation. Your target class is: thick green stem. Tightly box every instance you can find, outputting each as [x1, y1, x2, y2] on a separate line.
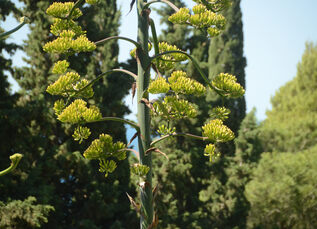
[136, 0, 153, 228]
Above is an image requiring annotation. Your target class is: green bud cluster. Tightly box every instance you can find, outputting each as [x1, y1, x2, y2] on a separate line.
[204, 144, 220, 162]
[50, 18, 85, 37]
[131, 164, 150, 177]
[168, 71, 206, 96]
[52, 60, 70, 74]
[85, 0, 98, 4]
[167, 8, 190, 24]
[148, 71, 206, 96]
[72, 126, 91, 143]
[202, 119, 234, 142]
[148, 77, 170, 94]
[192, 0, 231, 12]
[157, 42, 188, 72]
[157, 125, 176, 136]
[43, 30, 96, 54]
[44, 1, 133, 178]
[46, 2, 82, 19]
[83, 134, 127, 177]
[153, 96, 197, 120]
[169, 1, 229, 37]
[212, 73, 245, 98]
[57, 99, 102, 124]
[47, 69, 94, 98]
[210, 106, 230, 121]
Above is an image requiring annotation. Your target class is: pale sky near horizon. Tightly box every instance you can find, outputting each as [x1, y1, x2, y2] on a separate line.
[2, 0, 317, 122]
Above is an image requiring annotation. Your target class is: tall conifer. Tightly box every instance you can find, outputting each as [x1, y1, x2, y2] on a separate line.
[1, 1, 137, 228]
[151, 0, 247, 227]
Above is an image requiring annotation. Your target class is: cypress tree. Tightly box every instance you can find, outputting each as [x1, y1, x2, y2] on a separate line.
[151, 0, 248, 227]
[0, 1, 137, 228]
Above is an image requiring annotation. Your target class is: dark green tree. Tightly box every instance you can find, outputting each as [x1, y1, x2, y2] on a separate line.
[0, 1, 137, 228]
[150, 0, 248, 228]
[245, 145, 317, 229]
[261, 42, 317, 153]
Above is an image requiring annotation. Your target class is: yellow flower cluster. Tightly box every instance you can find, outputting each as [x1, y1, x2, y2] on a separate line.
[131, 164, 150, 177]
[210, 106, 230, 121]
[212, 73, 245, 98]
[57, 99, 102, 124]
[168, 71, 206, 96]
[202, 119, 234, 142]
[47, 71, 81, 96]
[43, 30, 96, 54]
[148, 77, 170, 94]
[167, 8, 190, 24]
[169, 2, 228, 37]
[192, 0, 231, 12]
[83, 134, 127, 177]
[148, 71, 206, 96]
[50, 18, 85, 37]
[153, 96, 197, 120]
[47, 71, 94, 98]
[85, 0, 98, 4]
[46, 2, 82, 19]
[52, 60, 70, 74]
[204, 144, 220, 162]
[157, 125, 176, 136]
[157, 42, 188, 72]
[72, 126, 91, 144]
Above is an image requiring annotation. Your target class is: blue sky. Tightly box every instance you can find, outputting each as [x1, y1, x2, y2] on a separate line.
[2, 0, 317, 122]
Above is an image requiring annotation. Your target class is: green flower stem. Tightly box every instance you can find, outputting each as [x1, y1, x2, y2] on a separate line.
[67, 68, 137, 103]
[87, 117, 139, 131]
[0, 19, 28, 40]
[137, 1, 153, 228]
[150, 133, 207, 147]
[94, 36, 141, 50]
[143, 0, 179, 12]
[0, 154, 23, 176]
[150, 50, 220, 93]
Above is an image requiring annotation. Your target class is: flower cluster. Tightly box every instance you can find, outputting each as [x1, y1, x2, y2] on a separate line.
[169, 1, 228, 37]
[57, 99, 102, 124]
[192, 0, 231, 12]
[47, 61, 94, 98]
[157, 125, 176, 136]
[131, 164, 150, 177]
[212, 73, 245, 98]
[156, 42, 188, 72]
[202, 119, 234, 142]
[210, 106, 230, 121]
[152, 96, 197, 120]
[72, 126, 91, 144]
[46, 2, 82, 19]
[148, 71, 206, 96]
[204, 144, 220, 162]
[83, 134, 127, 177]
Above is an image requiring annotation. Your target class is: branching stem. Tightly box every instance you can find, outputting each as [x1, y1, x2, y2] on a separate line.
[0, 19, 28, 40]
[150, 133, 207, 147]
[0, 154, 23, 177]
[95, 36, 141, 49]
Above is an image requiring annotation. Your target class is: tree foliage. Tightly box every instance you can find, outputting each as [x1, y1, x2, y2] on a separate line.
[151, 0, 248, 227]
[245, 145, 317, 229]
[261, 42, 317, 153]
[1, 0, 137, 228]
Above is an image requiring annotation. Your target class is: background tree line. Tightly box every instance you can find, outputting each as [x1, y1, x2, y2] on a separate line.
[1, 0, 317, 228]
